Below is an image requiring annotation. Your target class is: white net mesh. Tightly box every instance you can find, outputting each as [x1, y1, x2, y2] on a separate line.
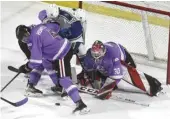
[82, 1, 170, 69]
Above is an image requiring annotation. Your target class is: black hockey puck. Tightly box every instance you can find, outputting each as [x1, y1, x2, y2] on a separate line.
[55, 103, 60, 106]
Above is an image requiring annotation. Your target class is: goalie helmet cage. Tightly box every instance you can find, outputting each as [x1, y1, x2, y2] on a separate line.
[78, 1, 170, 85]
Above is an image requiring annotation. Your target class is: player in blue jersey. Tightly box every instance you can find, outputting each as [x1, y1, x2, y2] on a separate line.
[38, 4, 86, 60]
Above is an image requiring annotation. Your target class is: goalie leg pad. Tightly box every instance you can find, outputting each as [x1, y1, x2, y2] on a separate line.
[122, 62, 162, 96]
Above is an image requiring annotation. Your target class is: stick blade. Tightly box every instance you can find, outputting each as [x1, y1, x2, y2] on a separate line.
[1, 97, 28, 107]
[8, 66, 19, 73]
[15, 97, 28, 107]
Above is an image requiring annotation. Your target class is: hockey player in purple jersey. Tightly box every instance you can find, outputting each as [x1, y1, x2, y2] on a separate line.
[15, 23, 89, 114]
[78, 40, 162, 99]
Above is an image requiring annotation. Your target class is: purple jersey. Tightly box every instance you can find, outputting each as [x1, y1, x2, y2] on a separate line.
[27, 23, 71, 69]
[83, 42, 126, 80]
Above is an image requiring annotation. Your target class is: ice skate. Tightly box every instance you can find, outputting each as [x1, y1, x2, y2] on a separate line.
[73, 99, 90, 115]
[152, 86, 163, 96]
[61, 90, 69, 100]
[150, 80, 163, 96]
[25, 83, 43, 97]
[51, 85, 62, 93]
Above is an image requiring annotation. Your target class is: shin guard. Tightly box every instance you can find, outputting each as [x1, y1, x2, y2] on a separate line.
[59, 77, 81, 103]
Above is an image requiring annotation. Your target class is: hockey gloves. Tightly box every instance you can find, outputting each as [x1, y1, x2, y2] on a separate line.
[59, 28, 72, 38]
[77, 71, 90, 86]
[19, 62, 32, 74]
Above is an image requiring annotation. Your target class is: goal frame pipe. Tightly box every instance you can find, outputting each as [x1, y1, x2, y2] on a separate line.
[141, 10, 155, 61]
[167, 24, 170, 84]
[103, 1, 170, 16]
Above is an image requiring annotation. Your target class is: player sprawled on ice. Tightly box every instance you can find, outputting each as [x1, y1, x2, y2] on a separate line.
[38, 4, 87, 92]
[77, 40, 163, 100]
[15, 23, 89, 114]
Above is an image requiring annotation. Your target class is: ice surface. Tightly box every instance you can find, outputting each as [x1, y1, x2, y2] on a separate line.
[1, 1, 170, 119]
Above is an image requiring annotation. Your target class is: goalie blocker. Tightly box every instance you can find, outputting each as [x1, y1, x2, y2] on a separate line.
[77, 40, 162, 100]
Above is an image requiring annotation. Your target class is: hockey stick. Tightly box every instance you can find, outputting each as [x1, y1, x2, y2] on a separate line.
[1, 97, 28, 107]
[1, 71, 28, 107]
[110, 95, 149, 107]
[8, 66, 19, 73]
[78, 85, 149, 107]
[1, 72, 20, 92]
[8, 65, 48, 75]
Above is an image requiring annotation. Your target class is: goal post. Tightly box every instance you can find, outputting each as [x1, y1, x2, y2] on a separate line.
[78, 1, 170, 84]
[167, 25, 170, 84]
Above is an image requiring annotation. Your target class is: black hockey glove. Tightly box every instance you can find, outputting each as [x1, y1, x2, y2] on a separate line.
[19, 62, 32, 74]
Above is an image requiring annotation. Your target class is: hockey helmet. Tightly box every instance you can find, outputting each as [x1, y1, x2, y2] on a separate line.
[46, 4, 60, 18]
[38, 10, 47, 22]
[72, 8, 86, 22]
[91, 40, 106, 59]
[16, 25, 31, 43]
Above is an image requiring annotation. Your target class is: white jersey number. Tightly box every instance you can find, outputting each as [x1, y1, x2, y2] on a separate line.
[114, 68, 120, 75]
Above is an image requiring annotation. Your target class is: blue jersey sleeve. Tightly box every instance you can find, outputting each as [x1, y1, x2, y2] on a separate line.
[68, 21, 83, 39]
[59, 21, 83, 40]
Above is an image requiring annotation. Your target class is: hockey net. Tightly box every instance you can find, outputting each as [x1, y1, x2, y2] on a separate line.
[78, 1, 170, 84]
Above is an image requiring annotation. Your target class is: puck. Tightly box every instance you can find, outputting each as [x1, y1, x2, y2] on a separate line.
[55, 103, 60, 106]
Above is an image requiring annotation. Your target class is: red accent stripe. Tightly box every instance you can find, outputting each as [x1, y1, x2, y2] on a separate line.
[103, 1, 170, 16]
[96, 76, 100, 81]
[59, 59, 64, 77]
[128, 67, 146, 92]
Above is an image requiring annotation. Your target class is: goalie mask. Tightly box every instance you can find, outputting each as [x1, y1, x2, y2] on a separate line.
[91, 40, 106, 59]
[16, 25, 31, 43]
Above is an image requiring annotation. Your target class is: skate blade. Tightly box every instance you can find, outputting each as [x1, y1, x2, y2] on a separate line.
[24, 92, 43, 97]
[73, 108, 90, 115]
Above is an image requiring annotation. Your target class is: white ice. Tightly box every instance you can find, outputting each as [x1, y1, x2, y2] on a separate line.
[1, 1, 170, 119]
